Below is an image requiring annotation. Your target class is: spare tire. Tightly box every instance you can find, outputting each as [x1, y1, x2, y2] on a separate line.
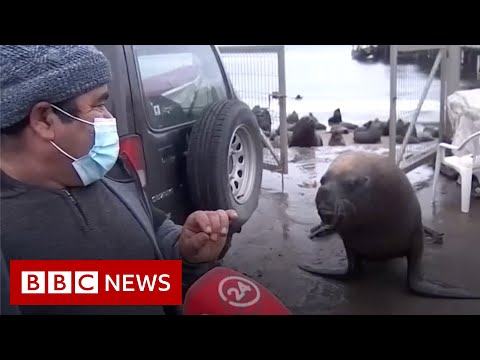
[186, 100, 263, 228]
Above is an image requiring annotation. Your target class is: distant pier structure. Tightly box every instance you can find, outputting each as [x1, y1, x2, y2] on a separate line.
[462, 45, 480, 80]
[351, 45, 385, 61]
[352, 45, 480, 80]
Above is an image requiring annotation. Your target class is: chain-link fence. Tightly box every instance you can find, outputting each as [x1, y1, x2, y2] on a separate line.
[218, 46, 288, 174]
[390, 46, 446, 172]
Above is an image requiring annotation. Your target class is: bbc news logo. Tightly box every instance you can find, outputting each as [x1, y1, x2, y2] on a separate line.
[10, 260, 182, 306]
[21, 272, 171, 294]
[22, 271, 99, 294]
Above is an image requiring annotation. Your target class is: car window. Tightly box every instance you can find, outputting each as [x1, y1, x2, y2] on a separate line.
[133, 45, 229, 130]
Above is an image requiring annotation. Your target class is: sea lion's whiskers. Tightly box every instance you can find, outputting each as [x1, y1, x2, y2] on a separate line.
[332, 201, 342, 227]
[342, 198, 357, 217]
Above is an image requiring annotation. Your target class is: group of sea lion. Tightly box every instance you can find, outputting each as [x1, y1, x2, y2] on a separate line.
[269, 110, 326, 148]
[265, 108, 357, 148]
[253, 105, 441, 149]
[299, 151, 480, 299]
[353, 117, 440, 145]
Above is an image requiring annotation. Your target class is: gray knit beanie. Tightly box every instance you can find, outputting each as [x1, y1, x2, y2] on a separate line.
[0, 45, 112, 129]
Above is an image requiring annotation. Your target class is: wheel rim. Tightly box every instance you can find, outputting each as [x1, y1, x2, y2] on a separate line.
[228, 124, 257, 205]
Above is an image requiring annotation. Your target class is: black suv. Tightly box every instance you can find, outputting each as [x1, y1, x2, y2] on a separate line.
[96, 45, 263, 242]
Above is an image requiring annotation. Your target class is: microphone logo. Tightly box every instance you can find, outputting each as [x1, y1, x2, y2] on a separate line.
[218, 276, 260, 308]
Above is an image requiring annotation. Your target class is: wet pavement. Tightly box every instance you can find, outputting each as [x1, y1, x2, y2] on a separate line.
[222, 144, 480, 315]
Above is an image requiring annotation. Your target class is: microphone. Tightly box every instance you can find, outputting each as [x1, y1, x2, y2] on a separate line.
[183, 266, 291, 315]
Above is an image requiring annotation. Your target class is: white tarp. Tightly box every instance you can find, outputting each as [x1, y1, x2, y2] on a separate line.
[446, 88, 480, 157]
[446, 89, 480, 188]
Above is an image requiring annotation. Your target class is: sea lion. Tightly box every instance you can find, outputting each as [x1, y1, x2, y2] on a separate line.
[309, 112, 327, 130]
[299, 151, 480, 298]
[397, 119, 418, 137]
[273, 123, 296, 138]
[353, 121, 382, 144]
[417, 133, 435, 143]
[423, 126, 439, 138]
[287, 111, 299, 125]
[330, 125, 349, 134]
[382, 119, 392, 136]
[396, 134, 420, 144]
[340, 122, 358, 130]
[270, 131, 293, 148]
[366, 118, 388, 135]
[290, 116, 322, 148]
[327, 108, 357, 130]
[328, 128, 346, 146]
[252, 105, 272, 137]
[392, 120, 436, 142]
[395, 119, 424, 144]
[328, 108, 342, 126]
[383, 118, 416, 138]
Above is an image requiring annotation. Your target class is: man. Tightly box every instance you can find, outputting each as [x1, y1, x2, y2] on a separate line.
[0, 45, 238, 315]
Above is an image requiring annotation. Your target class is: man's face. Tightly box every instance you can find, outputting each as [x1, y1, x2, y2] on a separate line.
[52, 85, 112, 160]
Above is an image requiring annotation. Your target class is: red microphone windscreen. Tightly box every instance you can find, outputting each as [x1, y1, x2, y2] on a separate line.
[183, 266, 291, 315]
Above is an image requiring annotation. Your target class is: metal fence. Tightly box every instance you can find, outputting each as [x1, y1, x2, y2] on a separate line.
[389, 45, 480, 173]
[216, 45, 472, 177]
[217, 46, 288, 175]
[389, 45, 448, 173]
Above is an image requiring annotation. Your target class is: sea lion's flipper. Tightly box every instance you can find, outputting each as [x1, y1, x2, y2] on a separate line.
[298, 264, 351, 279]
[298, 248, 363, 280]
[408, 276, 480, 299]
[309, 223, 336, 239]
[423, 225, 444, 244]
[407, 225, 480, 299]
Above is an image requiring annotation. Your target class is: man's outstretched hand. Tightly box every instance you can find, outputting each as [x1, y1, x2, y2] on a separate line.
[179, 209, 239, 264]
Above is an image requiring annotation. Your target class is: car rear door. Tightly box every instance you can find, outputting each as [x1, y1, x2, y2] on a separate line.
[123, 45, 232, 224]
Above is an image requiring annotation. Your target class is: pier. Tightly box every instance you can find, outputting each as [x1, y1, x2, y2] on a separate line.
[352, 45, 480, 83]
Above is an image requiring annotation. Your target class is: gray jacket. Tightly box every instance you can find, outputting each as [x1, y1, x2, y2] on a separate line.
[0, 159, 217, 315]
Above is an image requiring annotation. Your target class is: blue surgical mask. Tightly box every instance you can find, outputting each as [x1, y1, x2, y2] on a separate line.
[49, 104, 120, 186]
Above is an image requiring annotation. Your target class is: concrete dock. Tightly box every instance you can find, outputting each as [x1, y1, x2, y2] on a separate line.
[223, 148, 480, 315]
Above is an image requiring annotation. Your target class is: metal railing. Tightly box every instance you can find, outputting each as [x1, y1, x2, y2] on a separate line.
[389, 45, 449, 173]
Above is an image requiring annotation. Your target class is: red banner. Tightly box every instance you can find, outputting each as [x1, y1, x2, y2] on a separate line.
[9, 260, 182, 306]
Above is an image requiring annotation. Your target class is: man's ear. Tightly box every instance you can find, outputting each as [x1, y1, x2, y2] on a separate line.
[28, 102, 56, 141]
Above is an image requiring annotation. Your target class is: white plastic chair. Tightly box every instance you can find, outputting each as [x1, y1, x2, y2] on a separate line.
[432, 130, 480, 213]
